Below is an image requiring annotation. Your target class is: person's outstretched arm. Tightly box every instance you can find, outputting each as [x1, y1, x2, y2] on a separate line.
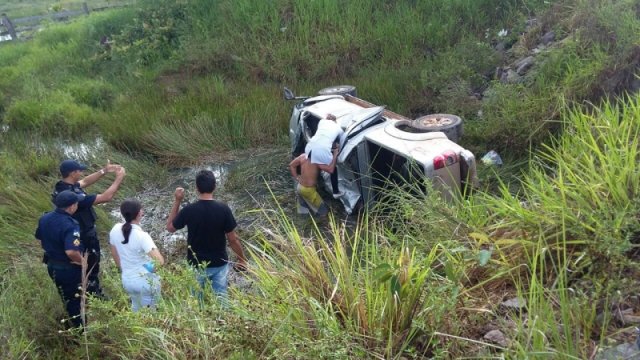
[94, 167, 126, 205]
[80, 160, 121, 188]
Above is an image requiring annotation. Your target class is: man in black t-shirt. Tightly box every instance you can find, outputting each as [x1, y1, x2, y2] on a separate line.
[52, 159, 126, 296]
[166, 170, 247, 297]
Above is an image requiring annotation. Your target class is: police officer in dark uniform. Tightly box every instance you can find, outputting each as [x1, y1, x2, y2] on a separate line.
[52, 159, 126, 297]
[36, 190, 85, 327]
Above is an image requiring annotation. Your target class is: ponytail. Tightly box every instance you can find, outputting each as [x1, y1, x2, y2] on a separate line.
[122, 222, 132, 244]
[119, 199, 142, 244]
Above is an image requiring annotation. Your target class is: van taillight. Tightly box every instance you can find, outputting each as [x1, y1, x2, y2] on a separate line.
[433, 151, 458, 170]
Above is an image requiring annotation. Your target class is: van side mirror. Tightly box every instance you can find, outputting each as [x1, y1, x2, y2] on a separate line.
[283, 87, 295, 100]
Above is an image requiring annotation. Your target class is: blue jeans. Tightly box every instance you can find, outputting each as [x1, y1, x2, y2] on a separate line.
[197, 264, 229, 297]
[122, 273, 161, 312]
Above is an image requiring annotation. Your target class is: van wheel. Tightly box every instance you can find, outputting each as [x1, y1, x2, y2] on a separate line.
[411, 114, 463, 142]
[318, 85, 357, 97]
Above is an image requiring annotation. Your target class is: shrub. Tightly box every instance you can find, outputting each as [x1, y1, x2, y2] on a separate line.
[110, 1, 188, 67]
[4, 92, 93, 134]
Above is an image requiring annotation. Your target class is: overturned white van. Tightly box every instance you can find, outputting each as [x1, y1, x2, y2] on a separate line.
[286, 85, 478, 214]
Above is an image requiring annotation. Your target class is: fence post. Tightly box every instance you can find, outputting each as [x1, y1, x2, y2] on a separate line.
[1, 13, 17, 40]
[82, 3, 90, 15]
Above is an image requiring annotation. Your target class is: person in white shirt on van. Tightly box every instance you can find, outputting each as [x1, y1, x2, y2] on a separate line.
[305, 113, 345, 198]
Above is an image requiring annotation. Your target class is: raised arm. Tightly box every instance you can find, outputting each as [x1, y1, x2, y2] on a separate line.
[166, 187, 184, 233]
[94, 167, 126, 205]
[79, 160, 122, 188]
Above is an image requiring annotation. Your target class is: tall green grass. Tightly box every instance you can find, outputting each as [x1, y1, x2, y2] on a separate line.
[472, 95, 640, 269]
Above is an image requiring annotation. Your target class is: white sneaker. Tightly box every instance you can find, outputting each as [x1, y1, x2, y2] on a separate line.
[332, 191, 345, 199]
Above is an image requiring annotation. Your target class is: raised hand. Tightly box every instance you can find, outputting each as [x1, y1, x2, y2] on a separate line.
[174, 187, 185, 201]
[116, 166, 126, 179]
[105, 159, 122, 173]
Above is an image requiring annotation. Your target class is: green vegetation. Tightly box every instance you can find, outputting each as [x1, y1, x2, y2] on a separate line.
[1, 0, 639, 358]
[1, 1, 130, 18]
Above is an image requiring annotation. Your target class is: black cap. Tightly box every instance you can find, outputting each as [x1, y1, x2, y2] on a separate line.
[54, 190, 83, 208]
[59, 160, 87, 177]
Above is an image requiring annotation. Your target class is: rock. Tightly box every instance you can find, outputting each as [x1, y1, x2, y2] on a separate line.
[501, 297, 526, 310]
[596, 343, 640, 360]
[615, 309, 640, 325]
[495, 41, 507, 52]
[541, 31, 556, 45]
[515, 56, 535, 75]
[484, 329, 510, 347]
[500, 69, 522, 84]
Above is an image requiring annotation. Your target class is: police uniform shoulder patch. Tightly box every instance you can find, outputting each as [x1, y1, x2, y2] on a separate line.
[73, 239, 81, 246]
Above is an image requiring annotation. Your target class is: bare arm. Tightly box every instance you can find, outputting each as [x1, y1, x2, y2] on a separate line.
[148, 248, 164, 266]
[94, 167, 126, 205]
[79, 170, 104, 189]
[65, 250, 84, 266]
[227, 230, 247, 270]
[289, 154, 304, 180]
[166, 187, 184, 233]
[79, 160, 122, 188]
[317, 148, 339, 174]
[109, 245, 121, 269]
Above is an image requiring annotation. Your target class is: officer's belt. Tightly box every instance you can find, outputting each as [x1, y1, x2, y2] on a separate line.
[47, 259, 80, 268]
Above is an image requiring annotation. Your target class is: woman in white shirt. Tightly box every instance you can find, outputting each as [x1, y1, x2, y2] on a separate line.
[109, 199, 164, 311]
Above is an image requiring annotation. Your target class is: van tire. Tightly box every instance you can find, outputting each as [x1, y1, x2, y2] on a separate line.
[318, 85, 357, 97]
[411, 114, 463, 142]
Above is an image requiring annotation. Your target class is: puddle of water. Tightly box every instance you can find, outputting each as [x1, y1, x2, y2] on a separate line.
[58, 138, 106, 159]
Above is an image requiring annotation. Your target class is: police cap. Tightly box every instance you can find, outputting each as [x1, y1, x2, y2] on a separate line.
[59, 159, 87, 177]
[54, 190, 83, 208]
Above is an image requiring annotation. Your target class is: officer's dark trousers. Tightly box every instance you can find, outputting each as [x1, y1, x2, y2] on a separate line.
[47, 264, 83, 328]
[86, 248, 101, 295]
[83, 233, 102, 296]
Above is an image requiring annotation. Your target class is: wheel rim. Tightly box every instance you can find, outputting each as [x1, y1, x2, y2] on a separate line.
[328, 86, 349, 93]
[414, 116, 454, 128]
